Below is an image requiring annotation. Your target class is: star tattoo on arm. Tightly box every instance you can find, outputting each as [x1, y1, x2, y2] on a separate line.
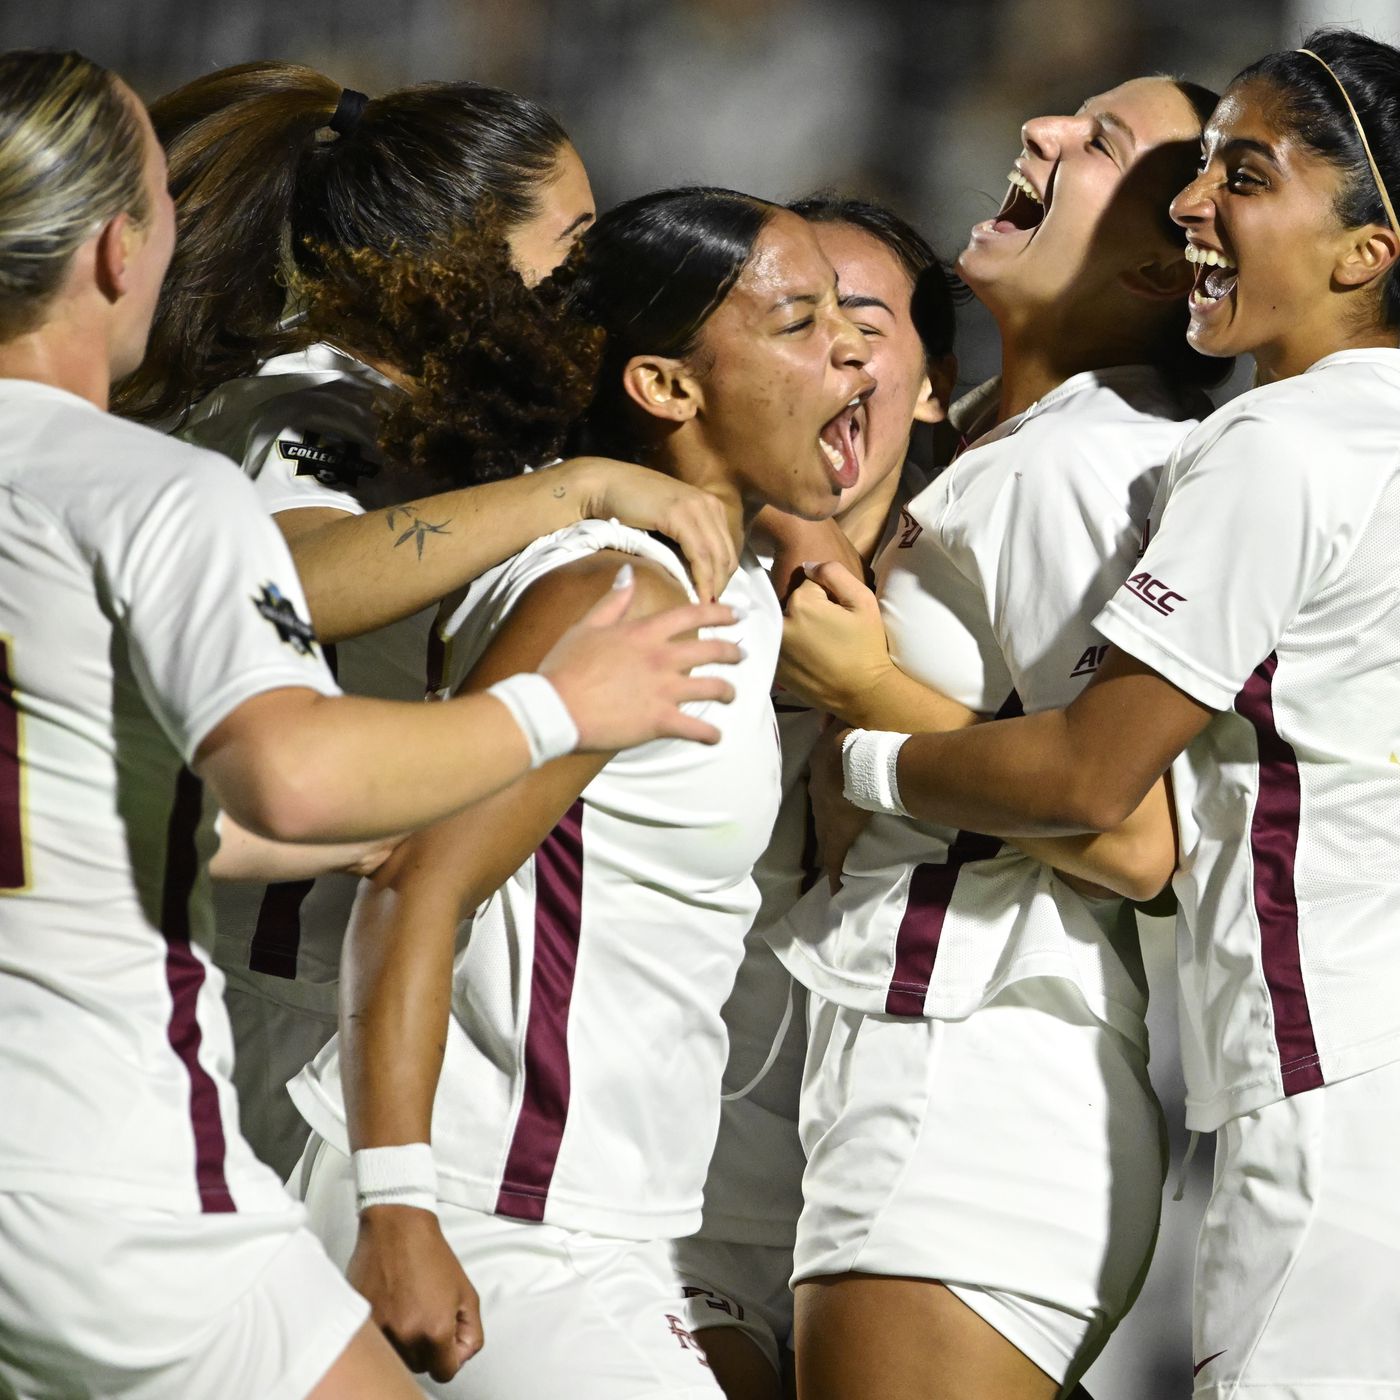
[385, 504, 453, 560]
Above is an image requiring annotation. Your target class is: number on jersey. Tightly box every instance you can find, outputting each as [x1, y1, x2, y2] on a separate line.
[0, 637, 29, 892]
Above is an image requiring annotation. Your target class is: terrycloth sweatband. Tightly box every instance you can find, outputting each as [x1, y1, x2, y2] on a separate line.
[487, 672, 580, 767]
[842, 728, 912, 817]
[352, 1143, 437, 1213]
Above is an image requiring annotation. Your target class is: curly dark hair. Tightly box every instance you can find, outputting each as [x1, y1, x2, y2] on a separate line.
[299, 225, 604, 487]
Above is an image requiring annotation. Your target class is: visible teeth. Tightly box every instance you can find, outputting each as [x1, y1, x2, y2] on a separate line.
[848, 397, 861, 408]
[1006, 169, 1043, 204]
[820, 437, 843, 470]
[1185, 244, 1236, 270]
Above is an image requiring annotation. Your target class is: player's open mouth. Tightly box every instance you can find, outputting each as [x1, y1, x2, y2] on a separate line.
[818, 394, 869, 491]
[978, 164, 1051, 239]
[1186, 241, 1237, 312]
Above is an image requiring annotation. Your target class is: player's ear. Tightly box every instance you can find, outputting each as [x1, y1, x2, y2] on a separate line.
[92, 212, 133, 303]
[1121, 250, 1193, 302]
[621, 355, 704, 424]
[914, 352, 958, 425]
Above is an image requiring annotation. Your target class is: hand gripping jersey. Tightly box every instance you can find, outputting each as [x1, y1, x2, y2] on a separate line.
[181, 345, 463, 1015]
[293, 519, 783, 1239]
[0, 379, 338, 1213]
[1096, 349, 1400, 1129]
[767, 367, 1203, 1042]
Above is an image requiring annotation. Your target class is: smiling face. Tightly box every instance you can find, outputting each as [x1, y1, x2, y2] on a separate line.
[809, 220, 945, 517]
[673, 209, 875, 520]
[958, 77, 1203, 328]
[1171, 79, 1396, 378]
[506, 142, 596, 285]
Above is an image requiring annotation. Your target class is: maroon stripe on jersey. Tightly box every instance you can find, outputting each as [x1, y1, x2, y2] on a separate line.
[1236, 655, 1324, 1095]
[884, 690, 1021, 1017]
[161, 768, 235, 1213]
[495, 799, 585, 1222]
[248, 879, 314, 978]
[0, 641, 24, 889]
[425, 626, 446, 698]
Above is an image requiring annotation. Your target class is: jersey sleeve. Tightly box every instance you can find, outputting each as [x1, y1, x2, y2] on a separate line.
[110, 453, 340, 762]
[1095, 411, 1372, 710]
[967, 445, 1153, 713]
[244, 424, 368, 517]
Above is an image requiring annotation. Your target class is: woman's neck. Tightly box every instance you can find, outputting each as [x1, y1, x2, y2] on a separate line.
[836, 460, 905, 565]
[653, 439, 751, 557]
[1251, 314, 1400, 385]
[0, 321, 112, 410]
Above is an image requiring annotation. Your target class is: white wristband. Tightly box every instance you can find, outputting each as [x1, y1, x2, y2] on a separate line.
[487, 672, 580, 768]
[842, 729, 912, 817]
[352, 1143, 438, 1214]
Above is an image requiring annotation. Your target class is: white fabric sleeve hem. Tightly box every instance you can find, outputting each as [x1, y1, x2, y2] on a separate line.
[260, 496, 364, 518]
[181, 666, 342, 766]
[1095, 600, 1234, 711]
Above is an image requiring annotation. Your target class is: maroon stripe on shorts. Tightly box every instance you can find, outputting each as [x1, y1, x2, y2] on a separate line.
[884, 690, 1020, 1017]
[161, 768, 235, 1212]
[0, 641, 25, 890]
[1235, 655, 1323, 1095]
[495, 799, 585, 1221]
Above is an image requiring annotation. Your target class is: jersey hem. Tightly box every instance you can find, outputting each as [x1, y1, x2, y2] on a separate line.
[772, 936, 1148, 1049]
[1183, 1032, 1400, 1130]
[181, 664, 341, 766]
[0, 1164, 295, 1215]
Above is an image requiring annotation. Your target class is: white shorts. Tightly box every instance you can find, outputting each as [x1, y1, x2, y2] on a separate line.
[1192, 1056, 1400, 1399]
[225, 972, 337, 1180]
[297, 1134, 723, 1400]
[669, 1234, 794, 1375]
[0, 1191, 368, 1400]
[797, 979, 1166, 1385]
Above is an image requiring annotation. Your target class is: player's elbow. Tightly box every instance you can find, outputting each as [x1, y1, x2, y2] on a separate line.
[1097, 837, 1175, 904]
[227, 763, 331, 845]
[1059, 773, 1140, 837]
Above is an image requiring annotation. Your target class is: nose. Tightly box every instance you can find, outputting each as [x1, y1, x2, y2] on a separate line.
[1169, 167, 1215, 230]
[830, 304, 871, 371]
[1021, 113, 1076, 164]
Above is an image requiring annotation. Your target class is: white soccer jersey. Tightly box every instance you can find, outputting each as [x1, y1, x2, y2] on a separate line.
[181, 345, 459, 1011]
[768, 367, 1203, 1043]
[1096, 348, 1400, 1130]
[695, 462, 932, 1249]
[0, 378, 338, 1213]
[293, 518, 783, 1240]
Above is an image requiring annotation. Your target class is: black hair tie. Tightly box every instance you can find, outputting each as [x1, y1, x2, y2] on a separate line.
[328, 88, 369, 137]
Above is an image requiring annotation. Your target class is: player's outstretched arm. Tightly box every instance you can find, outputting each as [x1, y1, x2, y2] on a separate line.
[280, 455, 738, 643]
[193, 564, 739, 845]
[338, 553, 700, 1381]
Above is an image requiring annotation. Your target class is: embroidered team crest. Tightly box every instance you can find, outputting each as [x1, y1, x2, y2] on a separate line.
[277, 432, 378, 489]
[253, 582, 318, 656]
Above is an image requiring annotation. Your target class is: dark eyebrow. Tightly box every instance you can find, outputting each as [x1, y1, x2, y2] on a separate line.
[556, 211, 594, 242]
[840, 294, 894, 315]
[1219, 135, 1281, 164]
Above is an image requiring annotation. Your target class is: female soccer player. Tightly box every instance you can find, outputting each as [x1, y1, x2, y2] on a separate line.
[837, 30, 1400, 1398]
[0, 51, 740, 1400]
[119, 63, 739, 1174]
[765, 76, 1227, 1400]
[288, 187, 874, 1398]
[669, 194, 959, 1400]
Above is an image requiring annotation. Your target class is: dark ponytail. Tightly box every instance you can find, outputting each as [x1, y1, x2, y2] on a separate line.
[1233, 30, 1400, 329]
[114, 61, 571, 424]
[567, 186, 777, 461]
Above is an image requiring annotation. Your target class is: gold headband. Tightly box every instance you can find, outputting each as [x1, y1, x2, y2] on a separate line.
[1296, 48, 1400, 236]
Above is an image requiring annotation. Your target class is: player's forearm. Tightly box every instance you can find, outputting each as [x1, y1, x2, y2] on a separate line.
[832, 662, 980, 734]
[202, 689, 533, 843]
[340, 872, 458, 1150]
[287, 466, 594, 643]
[893, 709, 1137, 837]
[208, 815, 395, 882]
[1010, 778, 1175, 901]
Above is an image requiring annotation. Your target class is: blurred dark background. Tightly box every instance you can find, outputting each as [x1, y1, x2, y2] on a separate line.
[6, 1, 1396, 1395]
